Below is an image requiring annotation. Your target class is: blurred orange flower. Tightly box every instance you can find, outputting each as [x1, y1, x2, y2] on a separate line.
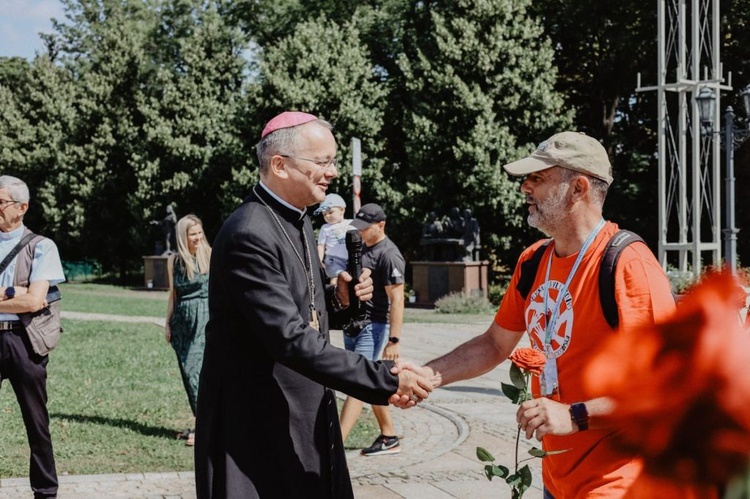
[509, 347, 546, 376]
[584, 271, 750, 488]
[622, 474, 719, 499]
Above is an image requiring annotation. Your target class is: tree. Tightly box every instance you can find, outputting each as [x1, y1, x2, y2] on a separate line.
[252, 15, 391, 212]
[0, 56, 81, 256]
[528, 0, 660, 247]
[395, 0, 572, 265]
[31, 0, 248, 277]
[138, 0, 249, 236]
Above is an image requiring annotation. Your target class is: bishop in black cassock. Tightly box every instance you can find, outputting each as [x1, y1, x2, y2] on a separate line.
[195, 113, 414, 498]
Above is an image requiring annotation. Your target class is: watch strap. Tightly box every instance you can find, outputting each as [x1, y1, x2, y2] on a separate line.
[569, 402, 589, 431]
[388, 336, 400, 344]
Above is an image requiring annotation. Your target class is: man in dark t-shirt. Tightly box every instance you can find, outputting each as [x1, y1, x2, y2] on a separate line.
[338, 203, 406, 456]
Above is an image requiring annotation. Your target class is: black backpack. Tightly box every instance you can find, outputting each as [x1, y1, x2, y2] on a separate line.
[516, 230, 646, 330]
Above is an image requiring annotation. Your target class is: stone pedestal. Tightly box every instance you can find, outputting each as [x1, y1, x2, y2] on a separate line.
[143, 256, 171, 290]
[411, 260, 490, 306]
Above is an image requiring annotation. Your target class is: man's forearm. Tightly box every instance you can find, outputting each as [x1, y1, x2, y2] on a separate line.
[424, 323, 524, 388]
[388, 296, 404, 339]
[0, 281, 50, 314]
[0, 294, 47, 314]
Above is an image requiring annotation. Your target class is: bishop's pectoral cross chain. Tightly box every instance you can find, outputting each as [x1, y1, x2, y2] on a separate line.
[254, 187, 320, 332]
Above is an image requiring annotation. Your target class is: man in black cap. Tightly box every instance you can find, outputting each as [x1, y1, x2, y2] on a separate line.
[338, 203, 407, 456]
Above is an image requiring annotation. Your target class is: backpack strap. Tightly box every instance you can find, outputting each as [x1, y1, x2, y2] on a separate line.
[12, 230, 62, 303]
[517, 240, 552, 300]
[598, 230, 646, 329]
[0, 230, 37, 277]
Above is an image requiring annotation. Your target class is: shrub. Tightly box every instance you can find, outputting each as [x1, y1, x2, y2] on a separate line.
[488, 282, 510, 306]
[434, 292, 495, 314]
[666, 268, 697, 294]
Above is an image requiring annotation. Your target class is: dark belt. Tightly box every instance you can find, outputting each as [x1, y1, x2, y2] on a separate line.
[0, 320, 23, 331]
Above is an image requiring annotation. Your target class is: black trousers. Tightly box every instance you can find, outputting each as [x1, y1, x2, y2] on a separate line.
[0, 328, 58, 498]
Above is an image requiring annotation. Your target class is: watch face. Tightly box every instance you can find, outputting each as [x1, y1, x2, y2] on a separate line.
[5, 287, 15, 299]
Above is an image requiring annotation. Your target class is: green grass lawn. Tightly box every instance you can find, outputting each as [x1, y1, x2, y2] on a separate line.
[58, 282, 169, 317]
[0, 319, 194, 477]
[0, 283, 386, 477]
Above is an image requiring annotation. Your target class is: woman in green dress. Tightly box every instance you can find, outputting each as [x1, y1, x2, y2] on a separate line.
[165, 214, 211, 446]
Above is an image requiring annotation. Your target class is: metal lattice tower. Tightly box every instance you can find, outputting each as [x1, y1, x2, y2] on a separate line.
[637, 0, 732, 275]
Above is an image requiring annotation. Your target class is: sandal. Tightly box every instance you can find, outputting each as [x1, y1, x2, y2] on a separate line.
[185, 431, 195, 447]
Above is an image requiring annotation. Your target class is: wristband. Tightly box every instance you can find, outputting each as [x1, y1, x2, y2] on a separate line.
[331, 286, 347, 312]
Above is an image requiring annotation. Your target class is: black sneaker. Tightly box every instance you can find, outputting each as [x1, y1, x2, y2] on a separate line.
[360, 434, 400, 456]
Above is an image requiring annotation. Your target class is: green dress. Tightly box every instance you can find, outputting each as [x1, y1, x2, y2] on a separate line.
[169, 257, 209, 416]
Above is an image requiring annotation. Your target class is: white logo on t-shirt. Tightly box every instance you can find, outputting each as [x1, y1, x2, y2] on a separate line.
[525, 280, 574, 359]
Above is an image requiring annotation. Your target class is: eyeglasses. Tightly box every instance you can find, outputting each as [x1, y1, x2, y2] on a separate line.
[0, 199, 17, 209]
[279, 155, 339, 171]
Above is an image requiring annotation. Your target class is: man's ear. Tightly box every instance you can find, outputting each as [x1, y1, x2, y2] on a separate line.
[570, 175, 590, 201]
[269, 155, 290, 179]
[18, 202, 29, 217]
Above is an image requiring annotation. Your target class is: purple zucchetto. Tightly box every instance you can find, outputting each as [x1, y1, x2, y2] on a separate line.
[261, 111, 318, 139]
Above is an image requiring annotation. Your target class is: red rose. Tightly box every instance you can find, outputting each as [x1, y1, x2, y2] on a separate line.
[585, 272, 750, 487]
[509, 348, 546, 376]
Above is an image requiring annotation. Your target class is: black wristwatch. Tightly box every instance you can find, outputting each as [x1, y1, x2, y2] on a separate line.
[388, 336, 400, 344]
[4, 286, 15, 300]
[569, 402, 589, 431]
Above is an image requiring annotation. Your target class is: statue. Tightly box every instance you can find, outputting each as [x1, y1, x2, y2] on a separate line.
[151, 205, 177, 255]
[462, 208, 480, 261]
[421, 211, 444, 239]
[419, 207, 481, 262]
[443, 207, 465, 239]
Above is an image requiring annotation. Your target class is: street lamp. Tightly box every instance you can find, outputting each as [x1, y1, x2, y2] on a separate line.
[696, 84, 750, 274]
[696, 87, 717, 134]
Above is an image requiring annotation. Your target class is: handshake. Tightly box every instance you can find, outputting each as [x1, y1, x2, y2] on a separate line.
[387, 360, 438, 409]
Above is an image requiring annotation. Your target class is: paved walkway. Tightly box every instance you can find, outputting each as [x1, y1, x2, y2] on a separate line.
[0, 312, 543, 499]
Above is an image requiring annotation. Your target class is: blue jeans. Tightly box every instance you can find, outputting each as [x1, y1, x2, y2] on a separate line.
[344, 322, 389, 360]
[544, 488, 555, 499]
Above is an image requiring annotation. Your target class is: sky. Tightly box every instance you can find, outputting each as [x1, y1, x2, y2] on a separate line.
[0, 0, 64, 60]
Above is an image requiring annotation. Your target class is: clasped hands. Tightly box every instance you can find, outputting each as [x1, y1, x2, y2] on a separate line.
[387, 360, 436, 409]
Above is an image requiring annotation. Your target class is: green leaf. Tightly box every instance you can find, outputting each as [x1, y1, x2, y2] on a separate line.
[506, 465, 533, 493]
[528, 446, 569, 457]
[501, 382, 523, 403]
[528, 447, 546, 457]
[510, 363, 527, 389]
[506, 472, 522, 488]
[476, 447, 495, 462]
[484, 464, 509, 481]
[519, 464, 533, 488]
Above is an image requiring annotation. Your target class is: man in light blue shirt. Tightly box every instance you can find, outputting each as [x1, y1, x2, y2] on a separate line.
[0, 175, 64, 499]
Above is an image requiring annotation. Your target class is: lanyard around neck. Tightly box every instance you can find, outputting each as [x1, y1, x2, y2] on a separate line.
[543, 218, 606, 344]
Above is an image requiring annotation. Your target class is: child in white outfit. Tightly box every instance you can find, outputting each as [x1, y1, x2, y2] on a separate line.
[315, 193, 353, 280]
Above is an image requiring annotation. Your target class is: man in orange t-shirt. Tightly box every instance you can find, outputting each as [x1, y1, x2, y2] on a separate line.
[402, 132, 675, 498]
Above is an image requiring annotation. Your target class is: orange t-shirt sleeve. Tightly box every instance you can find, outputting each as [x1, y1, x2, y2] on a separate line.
[614, 243, 676, 332]
[494, 241, 549, 332]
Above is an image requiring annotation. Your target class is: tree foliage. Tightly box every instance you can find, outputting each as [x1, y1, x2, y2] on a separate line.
[1, 0, 247, 277]
[252, 15, 391, 210]
[2, 0, 749, 278]
[394, 0, 572, 261]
